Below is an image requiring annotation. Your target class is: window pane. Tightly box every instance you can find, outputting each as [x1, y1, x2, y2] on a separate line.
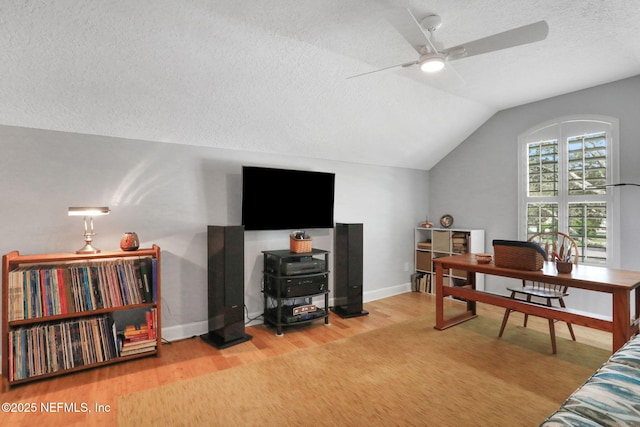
[568, 202, 607, 264]
[526, 203, 558, 239]
[568, 132, 607, 195]
[528, 140, 558, 196]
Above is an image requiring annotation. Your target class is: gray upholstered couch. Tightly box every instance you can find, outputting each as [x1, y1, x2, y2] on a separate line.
[539, 333, 640, 426]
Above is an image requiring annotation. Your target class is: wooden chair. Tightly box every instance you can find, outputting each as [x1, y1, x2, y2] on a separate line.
[498, 231, 579, 354]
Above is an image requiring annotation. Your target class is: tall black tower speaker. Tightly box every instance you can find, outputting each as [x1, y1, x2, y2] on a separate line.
[201, 225, 252, 349]
[332, 223, 369, 318]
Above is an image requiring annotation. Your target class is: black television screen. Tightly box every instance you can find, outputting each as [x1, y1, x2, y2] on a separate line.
[242, 166, 335, 231]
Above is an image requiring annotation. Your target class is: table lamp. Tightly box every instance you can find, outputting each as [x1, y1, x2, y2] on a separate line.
[68, 206, 111, 253]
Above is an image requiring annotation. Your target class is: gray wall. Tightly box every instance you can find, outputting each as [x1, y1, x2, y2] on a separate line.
[429, 75, 640, 316]
[0, 126, 429, 341]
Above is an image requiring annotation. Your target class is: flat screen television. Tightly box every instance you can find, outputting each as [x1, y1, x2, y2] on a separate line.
[241, 166, 335, 231]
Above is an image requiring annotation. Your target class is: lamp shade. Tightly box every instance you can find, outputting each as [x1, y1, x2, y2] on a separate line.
[68, 207, 110, 216]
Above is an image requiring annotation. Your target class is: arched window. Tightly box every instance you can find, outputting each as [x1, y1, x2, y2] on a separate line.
[518, 116, 619, 266]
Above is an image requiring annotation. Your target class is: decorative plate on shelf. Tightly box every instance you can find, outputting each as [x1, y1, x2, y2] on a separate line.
[440, 214, 454, 228]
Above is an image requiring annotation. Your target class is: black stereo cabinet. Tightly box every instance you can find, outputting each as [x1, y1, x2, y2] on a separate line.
[332, 223, 368, 318]
[262, 249, 330, 336]
[201, 225, 252, 349]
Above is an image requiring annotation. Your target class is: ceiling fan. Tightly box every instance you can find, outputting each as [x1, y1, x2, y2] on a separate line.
[347, 9, 549, 81]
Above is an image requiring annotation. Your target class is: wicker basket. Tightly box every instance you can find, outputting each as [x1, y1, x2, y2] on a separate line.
[492, 240, 546, 270]
[290, 236, 312, 253]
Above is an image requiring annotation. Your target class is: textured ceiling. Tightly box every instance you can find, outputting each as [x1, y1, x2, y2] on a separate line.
[1, 1, 639, 170]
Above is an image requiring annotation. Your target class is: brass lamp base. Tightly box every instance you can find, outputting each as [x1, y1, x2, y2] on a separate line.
[76, 242, 101, 254]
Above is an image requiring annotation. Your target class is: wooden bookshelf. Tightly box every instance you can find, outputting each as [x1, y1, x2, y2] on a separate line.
[2, 245, 161, 387]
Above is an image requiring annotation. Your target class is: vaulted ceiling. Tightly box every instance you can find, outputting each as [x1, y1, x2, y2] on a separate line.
[2, 1, 639, 170]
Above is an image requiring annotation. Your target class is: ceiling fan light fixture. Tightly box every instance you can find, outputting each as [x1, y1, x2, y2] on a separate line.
[420, 55, 446, 73]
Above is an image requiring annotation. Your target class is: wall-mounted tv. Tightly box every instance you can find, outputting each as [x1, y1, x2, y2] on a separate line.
[242, 166, 335, 231]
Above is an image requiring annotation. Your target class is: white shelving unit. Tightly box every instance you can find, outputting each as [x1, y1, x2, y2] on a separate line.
[413, 228, 485, 293]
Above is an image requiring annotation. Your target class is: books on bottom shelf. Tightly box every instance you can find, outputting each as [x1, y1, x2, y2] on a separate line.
[118, 308, 158, 357]
[120, 339, 157, 356]
[8, 314, 118, 382]
[411, 273, 432, 293]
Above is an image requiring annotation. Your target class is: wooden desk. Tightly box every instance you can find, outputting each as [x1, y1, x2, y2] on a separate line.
[433, 253, 640, 352]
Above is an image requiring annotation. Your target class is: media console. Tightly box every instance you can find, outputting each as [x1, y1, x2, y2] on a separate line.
[262, 249, 330, 336]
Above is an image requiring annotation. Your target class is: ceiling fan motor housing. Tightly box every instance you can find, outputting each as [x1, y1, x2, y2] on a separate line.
[421, 14, 442, 33]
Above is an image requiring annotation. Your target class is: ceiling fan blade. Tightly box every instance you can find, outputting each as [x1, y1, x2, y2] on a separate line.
[387, 8, 433, 55]
[407, 9, 440, 55]
[346, 60, 418, 79]
[443, 20, 549, 60]
[444, 60, 466, 86]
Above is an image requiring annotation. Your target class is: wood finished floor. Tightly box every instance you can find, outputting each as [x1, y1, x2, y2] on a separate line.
[1, 292, 611, 426]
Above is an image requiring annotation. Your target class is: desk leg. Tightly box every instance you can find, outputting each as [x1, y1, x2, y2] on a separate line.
[467, 271, 477, 315]
[435, 262, 445, 330]
[434, 263, 477, 330]
[612, 289, 631, 352]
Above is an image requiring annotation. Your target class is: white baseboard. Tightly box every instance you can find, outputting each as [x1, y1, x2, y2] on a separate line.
[162, 320, 210, 342]
[363, 282, 412, 302]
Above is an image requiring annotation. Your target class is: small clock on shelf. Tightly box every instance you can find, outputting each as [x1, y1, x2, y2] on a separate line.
[439, 214, 454, 228]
